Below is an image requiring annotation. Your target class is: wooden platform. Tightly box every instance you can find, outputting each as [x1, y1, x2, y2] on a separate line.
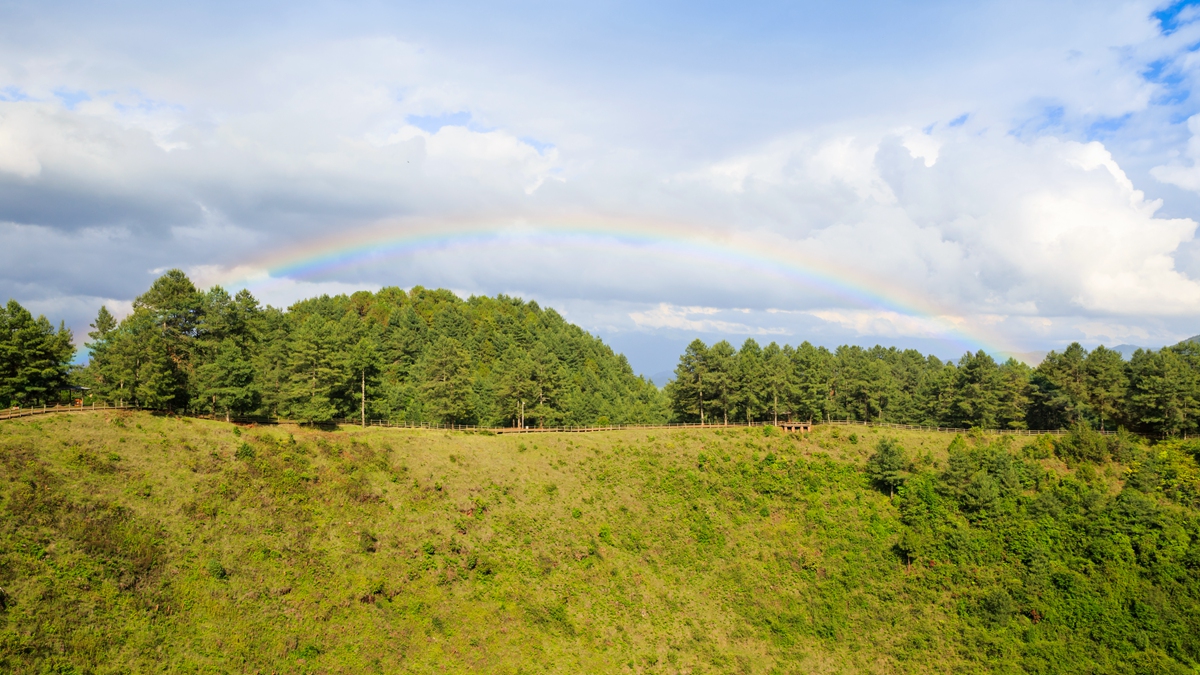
[778, 422, 812, 433]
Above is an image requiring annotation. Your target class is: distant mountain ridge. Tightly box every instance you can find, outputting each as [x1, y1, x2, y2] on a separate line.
[1112, 344, 1143, 360]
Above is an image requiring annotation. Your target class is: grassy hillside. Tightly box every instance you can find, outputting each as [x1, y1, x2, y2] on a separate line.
[2, 413, 1199, 673]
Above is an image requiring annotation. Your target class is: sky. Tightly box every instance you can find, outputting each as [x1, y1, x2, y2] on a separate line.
[3, 0, 1200, 380]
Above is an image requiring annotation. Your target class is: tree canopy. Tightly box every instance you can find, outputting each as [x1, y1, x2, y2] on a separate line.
[665, 338, 1200, 437]
[4, 270, 1198, 437]
[77, 272, 664, 425]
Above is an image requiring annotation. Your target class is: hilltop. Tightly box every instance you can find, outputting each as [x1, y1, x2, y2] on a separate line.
[2, 412, 1199, 673]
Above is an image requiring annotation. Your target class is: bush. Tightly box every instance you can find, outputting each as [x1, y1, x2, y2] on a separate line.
[206, 559, 228, 580]
[235, 442, 255, 460]
[358, 530, 377, 553]
[1022, 435, 1054, 460]
[1055, 423, 1107, 463]
[977, 589, 1013, 626]
[865, 438, 906, 496]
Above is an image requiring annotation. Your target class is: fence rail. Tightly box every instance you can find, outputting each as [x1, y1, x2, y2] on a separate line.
[0, 404, 1125, 438]
[816, 419, 1107, 436]
[0, 404, 136, 421]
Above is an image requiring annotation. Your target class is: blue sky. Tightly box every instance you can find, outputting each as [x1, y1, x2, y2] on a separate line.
[3, 1, 1200, 376]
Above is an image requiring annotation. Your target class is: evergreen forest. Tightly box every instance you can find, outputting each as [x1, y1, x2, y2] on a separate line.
[76, 270, 663, 427]
[664, 337, 1200, 437]
[0, 269, 1198, 436]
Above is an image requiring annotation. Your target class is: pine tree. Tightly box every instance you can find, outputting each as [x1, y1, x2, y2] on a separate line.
[133, 327, 181, 409]
[526, 343, 565, 427]
[0, 300, 74, 406]
[421, 337, 474, 424]
[789, 342, 831, 422]
[666, 339, 709, 423]
[495, 346, 538, 427]
[1029, 343, 1090, 429]
[996, 358, 1031, 429]
[1085, 345, 1127, 431]
[736, 338, 764, 423]
[761, 342, 793, 424]
[707, 340, 736, 425]
[349, 335, 380, 426]
[1126, 348, 1198, 437]
[195, 338, 259, 420]
[949, 351, 1002, 429]
[283, 315, 344, 423]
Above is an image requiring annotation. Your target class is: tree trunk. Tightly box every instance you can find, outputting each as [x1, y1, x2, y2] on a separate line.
[361, 368, 366, 427]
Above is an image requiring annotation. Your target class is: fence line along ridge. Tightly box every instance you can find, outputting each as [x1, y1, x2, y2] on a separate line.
[0, 404, 1133, 437]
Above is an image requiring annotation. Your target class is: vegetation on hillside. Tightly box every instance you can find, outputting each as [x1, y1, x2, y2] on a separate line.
[1, 414, 1199, 673]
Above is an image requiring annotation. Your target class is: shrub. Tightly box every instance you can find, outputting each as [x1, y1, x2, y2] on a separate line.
[865, 438, 906, 496]
[358, 530, 378, 553]
[206, 559, 228, 580]
[1055, 423, 1107, 463]
[977, 589, 1013, 626]
[235, 442, 255, 460]
[1022, 435, 1054, 460]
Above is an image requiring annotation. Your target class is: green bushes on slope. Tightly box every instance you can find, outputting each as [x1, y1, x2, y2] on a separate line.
[2, 415, 1199, 673]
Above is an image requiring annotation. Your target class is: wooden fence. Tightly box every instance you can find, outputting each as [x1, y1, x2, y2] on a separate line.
[817, 419, 1109, 437]
[0, 404, 1124, 438]
[0, 403, 136, 422]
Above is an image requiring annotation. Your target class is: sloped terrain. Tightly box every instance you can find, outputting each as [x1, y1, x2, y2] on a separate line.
[1, 413, 1198, 674]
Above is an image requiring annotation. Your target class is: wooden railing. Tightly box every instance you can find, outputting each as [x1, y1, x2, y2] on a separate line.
[0, 405, 1125, 438]
[817, 419, 1111, 436]
[0, 403, 136, 421]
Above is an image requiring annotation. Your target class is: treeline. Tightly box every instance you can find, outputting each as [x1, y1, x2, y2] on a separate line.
[3, 273, 1197, 435]
[665, 338, 1200, 436]
[76, 271, 663, 425]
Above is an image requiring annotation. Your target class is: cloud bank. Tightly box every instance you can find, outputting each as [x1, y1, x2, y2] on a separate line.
[1, 1, 1199, 374]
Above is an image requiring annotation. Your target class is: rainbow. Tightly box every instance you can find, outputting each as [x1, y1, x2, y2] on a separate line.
[213, 215, 1020, 358]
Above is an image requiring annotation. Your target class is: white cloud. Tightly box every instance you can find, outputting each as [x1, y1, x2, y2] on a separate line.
[629, 303, 789, 336]
[680, 129, 1200, 321]
[385, 123, 561, 194]
[804, 309, 963, 340]
[2, 2, 1200, 370]
[0, 111, 41, 177]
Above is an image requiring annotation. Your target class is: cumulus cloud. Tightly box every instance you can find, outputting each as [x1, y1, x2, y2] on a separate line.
[629, 304, 789, 336]
[679, 128, 1200, 320]
[1, 1, 1200, 371]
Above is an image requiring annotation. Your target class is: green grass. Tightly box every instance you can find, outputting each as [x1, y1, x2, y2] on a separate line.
[0, 413, 1197, 673]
